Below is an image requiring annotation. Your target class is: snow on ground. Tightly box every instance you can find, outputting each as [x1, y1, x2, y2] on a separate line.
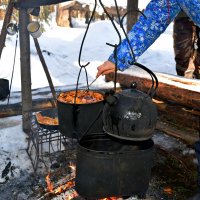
[0, 0, 199, 183]
[0, 116, 32, 183]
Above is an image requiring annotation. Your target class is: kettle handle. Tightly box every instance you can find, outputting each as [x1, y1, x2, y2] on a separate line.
[133, 62, 158, 98]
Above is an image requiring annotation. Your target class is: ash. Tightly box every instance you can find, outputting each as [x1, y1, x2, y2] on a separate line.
[0, 170, 37, 200]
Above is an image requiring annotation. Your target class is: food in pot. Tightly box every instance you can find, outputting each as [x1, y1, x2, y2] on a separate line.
[57, 90, 104, 104]
[36, 112, 59, 125]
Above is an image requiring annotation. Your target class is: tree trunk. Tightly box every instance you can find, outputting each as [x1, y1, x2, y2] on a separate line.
[56, 4, 70, 27]
[127, 0, 139, 32]
[0, 9, 6, 20]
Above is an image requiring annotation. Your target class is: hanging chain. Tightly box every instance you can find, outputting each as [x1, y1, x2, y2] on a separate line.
[75, 0, 158, 97]
[7, 26, 19, 105]
[74, 0, 98, 104]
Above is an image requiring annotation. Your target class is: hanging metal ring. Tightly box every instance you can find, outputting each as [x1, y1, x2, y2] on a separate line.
[6, 23, 18, 36]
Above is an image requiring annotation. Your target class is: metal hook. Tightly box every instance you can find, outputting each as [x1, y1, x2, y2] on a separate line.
[6, 23, 18, 36]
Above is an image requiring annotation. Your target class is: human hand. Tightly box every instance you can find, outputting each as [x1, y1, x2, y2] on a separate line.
[96, 61, 116, 78]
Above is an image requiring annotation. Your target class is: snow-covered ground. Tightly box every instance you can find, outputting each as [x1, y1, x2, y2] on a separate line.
[0, 0, 199, 191]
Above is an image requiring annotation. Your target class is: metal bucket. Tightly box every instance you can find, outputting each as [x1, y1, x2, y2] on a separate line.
[27, 21, 42, 38]
[75, 133, 155, 199]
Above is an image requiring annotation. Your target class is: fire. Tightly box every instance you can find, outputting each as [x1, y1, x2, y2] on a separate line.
[45, 165, 120, 200]
[45, 173, 54, 192]
[45, 167, 76, 199]
[99, 197, 122, 200]
[66, 190, 79, 200]
[163, 187, 173, 195]
[54, 180, 75, 194]
[69, 162, 76, 172]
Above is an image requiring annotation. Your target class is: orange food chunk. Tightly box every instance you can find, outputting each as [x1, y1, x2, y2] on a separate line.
[57, 90, 104, 104]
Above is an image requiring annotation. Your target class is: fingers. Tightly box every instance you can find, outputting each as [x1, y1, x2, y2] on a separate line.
[102, 69, 115, 75]
[96, 61, 115, 78]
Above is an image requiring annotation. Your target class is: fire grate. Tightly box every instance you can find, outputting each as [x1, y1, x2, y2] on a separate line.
[26, 113, 77, 173]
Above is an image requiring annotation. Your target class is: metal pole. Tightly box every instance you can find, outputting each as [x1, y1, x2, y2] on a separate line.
[19, 9, 32, 133]
[127, 0, 139, 32]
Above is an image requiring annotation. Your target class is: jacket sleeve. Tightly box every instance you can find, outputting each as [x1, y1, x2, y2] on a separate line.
[108, 0, 181, 71]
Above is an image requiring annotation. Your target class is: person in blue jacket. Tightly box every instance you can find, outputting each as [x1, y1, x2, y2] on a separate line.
[96, 0, 200, 76]
[96, 0, 200, 199]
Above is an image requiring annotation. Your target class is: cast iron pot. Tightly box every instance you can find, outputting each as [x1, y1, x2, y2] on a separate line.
[57, 90, 104, 140]
[75, 133, 154, 199]
[0, 79, 9, 101]
[35, 108, 59, 130]
[103, 87, 157, 141]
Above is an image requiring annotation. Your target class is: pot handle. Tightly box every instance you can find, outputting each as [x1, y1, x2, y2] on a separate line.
[78, 108, 103, 142]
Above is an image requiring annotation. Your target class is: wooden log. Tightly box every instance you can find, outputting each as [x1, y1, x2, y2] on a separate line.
[105, 72, 200, 110]
[153, 98, 200, 131]
[0, 98, 54, 118]
[156, 121, 199, 146]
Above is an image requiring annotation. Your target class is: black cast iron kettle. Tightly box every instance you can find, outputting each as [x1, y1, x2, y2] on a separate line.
[103, 83, 157, 141]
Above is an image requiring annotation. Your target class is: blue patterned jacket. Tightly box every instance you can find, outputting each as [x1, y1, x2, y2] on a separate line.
[108, 0, 200, 71]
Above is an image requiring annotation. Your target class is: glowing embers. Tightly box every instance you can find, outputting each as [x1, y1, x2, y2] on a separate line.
[46, 173, 54, 193]
[44, 162, 123, 200]
[99, 198, 122, 200]
[44, 163, 78, 199]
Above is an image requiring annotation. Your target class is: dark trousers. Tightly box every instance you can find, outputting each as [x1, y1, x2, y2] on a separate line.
[173, 17, 200, 78]
[194, 141, 200, 187]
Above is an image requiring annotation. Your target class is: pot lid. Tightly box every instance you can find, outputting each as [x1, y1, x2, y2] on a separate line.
[116, 81, 150, 101]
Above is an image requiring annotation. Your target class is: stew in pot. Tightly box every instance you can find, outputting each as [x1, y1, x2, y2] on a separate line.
[57, 90, 104, 104]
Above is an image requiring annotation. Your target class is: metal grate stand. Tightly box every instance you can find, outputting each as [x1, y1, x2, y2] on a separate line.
[26, 113, 77, 173]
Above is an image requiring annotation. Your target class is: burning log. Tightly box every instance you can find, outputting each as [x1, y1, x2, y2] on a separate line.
[37, 163, 77, 200]
[38, 186, 77, 200]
